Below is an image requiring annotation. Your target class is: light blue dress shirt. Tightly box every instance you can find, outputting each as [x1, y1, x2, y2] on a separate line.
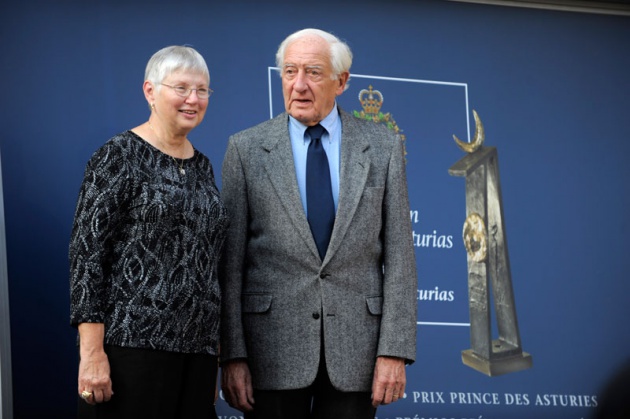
[289, 104, 341, 217]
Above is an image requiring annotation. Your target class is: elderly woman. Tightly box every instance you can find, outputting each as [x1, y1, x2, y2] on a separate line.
[69, 45, 228, 418]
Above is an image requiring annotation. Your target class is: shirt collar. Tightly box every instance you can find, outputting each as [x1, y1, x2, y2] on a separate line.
[289, 103, 339, 143]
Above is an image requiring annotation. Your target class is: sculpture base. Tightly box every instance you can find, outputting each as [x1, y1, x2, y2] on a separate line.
[462, 346, 533, 377]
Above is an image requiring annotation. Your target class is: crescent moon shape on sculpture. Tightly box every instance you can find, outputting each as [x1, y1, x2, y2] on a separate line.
[453, 109, 484, 153]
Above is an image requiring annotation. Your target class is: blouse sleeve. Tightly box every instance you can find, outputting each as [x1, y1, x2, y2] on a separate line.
[69, 142, 130, 326]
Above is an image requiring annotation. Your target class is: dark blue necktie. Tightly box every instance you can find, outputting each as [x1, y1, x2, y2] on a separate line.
[306, 124, 335, 260]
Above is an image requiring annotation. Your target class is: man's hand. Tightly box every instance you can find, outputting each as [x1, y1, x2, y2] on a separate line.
[371, 356, 406, 407]
[221, 359, 255, 412]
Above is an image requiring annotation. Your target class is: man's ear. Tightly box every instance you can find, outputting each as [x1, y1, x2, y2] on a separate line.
[336, 72, 350, 96]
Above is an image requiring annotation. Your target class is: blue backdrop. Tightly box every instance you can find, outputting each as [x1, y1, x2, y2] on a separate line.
[1, 0, 629, 418]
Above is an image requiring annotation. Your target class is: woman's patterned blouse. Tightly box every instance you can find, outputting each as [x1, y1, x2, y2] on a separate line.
[70, 131, 229, 355]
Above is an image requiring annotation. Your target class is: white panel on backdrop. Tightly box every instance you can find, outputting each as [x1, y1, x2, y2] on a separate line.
[268, 67, 475, 330]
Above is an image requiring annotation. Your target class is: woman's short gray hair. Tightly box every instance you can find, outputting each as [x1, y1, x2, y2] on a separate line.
[145, 45, 209, 88]
[275, 28, 353, 91]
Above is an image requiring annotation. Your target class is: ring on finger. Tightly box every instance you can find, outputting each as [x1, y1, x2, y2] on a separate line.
[81, 391, 92, 400]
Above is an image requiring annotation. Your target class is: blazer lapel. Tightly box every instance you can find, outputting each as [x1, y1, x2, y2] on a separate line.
[324, 110, 371, 265]
[262, 114, 321, 259]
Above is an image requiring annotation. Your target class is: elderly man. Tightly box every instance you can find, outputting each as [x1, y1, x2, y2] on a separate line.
[220, 28, 417, 419]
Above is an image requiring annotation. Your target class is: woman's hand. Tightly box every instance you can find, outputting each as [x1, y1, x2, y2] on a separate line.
[77, 323, 114, 404]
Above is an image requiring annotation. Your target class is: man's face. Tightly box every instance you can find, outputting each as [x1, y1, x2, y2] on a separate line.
[281, 35, 349, 126]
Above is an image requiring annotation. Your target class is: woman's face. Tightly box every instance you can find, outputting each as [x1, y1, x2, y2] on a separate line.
[150, 70, 210, 135]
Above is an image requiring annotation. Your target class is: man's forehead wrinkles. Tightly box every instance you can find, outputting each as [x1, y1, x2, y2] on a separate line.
[284, 63, 324, 69]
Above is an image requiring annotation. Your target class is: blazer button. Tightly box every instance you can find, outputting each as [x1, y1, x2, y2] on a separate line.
[319, 273, 328, 279]
[312, 312, 320, 320]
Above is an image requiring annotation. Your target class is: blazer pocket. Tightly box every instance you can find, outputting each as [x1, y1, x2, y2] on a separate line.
[366, 295, 383, 316]
[242, 293, 272, 314]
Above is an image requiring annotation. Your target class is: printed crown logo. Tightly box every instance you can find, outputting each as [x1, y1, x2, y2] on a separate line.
[353, 84, 408, 162]
[359, 85, 384, 115]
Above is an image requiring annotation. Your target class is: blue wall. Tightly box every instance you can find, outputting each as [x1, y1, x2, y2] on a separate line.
[1, 0, 629, 417]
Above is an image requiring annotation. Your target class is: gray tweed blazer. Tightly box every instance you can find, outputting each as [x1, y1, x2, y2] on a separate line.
[220, 108, 417, 392]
